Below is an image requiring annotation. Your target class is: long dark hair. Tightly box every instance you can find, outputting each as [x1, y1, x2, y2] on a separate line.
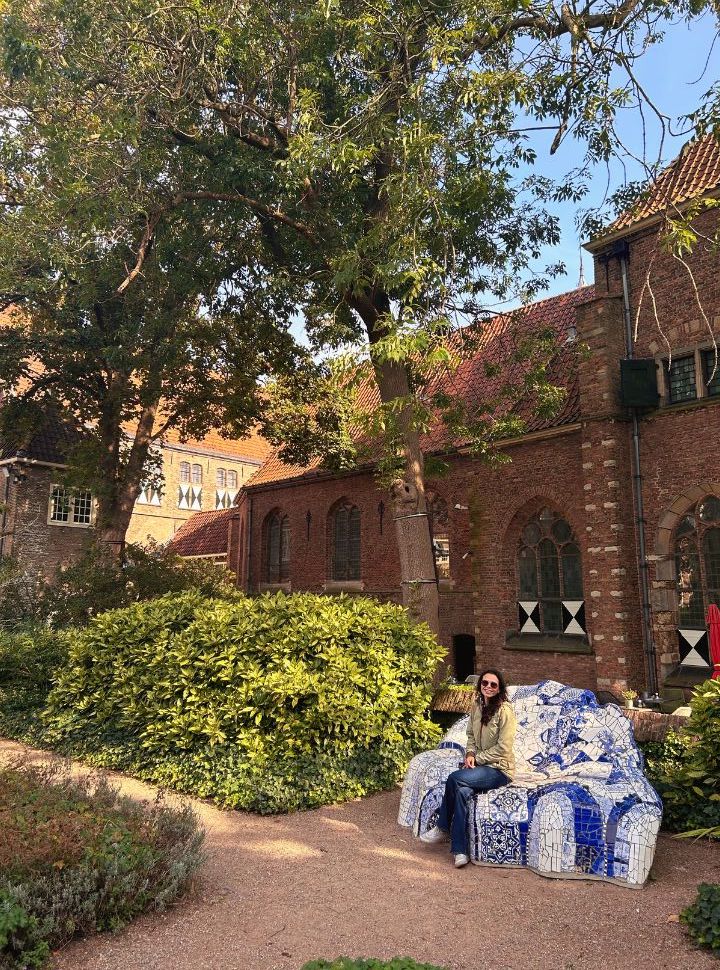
[475, 668, 509, 725]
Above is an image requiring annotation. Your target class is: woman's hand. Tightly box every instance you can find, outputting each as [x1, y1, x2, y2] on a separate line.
[463, 753, 476, 769]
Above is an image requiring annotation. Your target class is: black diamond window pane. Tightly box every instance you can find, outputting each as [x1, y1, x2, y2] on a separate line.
[538, 538, 560, 598]
[562, 544, 583, 599]
[703, 349, 720, 397]
[552, 519, 572, 543]
[519, 548, 538, 598]
[667, 356, 697, 403]
[542, 600, 563, 633]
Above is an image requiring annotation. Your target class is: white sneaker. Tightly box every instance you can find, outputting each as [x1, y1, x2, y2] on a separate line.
[419, 826, 449, 844]
[454, 853, 470, 868]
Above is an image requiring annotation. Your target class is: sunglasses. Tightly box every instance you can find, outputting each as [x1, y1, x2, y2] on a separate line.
[481, 679, 499, 689]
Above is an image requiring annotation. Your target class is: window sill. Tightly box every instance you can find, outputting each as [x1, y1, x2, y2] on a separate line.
[47, 520, 93, 529]
[258, 582, 291, 593]
[324, 580, 364, 593]
[504, 633, 592, 655]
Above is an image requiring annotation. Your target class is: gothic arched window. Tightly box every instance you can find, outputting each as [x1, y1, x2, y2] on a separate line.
[332, 503, 361, 581]
[675, 495, 720, 629]
[266, 512, 290, 583]
[518, 508, 584, 634]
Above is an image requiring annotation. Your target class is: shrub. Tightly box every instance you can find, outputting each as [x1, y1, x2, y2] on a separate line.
[681, 883, 720, 955]
[42, 591, 443, 812]
[39, 541, 239, 628]
[301, 960, 448, 970]
[655, 679, 720, 834]
[0, 761, 204, 969]
[0, 627, 70, 742]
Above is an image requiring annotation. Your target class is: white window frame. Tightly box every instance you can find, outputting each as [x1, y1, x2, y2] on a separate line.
[47, 484, 95, 528]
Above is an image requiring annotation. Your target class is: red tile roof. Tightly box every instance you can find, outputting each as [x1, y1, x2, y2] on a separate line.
[246, 286, 592, 490]
[168, 507, 235, 557]
[609, 135, 720, 234]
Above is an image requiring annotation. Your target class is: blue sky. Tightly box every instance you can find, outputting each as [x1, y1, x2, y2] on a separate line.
[531, 12, 720, 298]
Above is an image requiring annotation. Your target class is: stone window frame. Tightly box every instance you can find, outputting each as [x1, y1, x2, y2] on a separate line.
[179, 461, 191, 484]
[191, 463, 203, 485]
[427, 489, 451, 585]
[654, 483, 720, 613]
[655, 343, 720, 407]
[216, 467, 227, 488]
[47, 484, 95, 528]
[501, 497, 590, 655]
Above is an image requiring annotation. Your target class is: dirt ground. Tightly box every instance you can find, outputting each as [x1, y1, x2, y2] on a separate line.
[2, 739, 719, 970]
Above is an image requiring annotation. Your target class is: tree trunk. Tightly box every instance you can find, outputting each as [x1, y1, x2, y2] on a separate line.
[95, 399, 159, 561]
[351, 291, 440, 638]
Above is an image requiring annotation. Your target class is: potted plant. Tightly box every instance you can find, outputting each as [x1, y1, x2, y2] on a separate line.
[621, 688, 638, 710]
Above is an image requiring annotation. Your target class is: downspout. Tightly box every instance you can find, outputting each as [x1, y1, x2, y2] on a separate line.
[616, 243, 660, 698]
[0, 466, 11, 558]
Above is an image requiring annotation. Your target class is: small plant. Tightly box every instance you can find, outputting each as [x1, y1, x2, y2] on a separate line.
[0, 761, 204, 969]
[681, 883, 720, 955]
[656, 679, 720, 834]
[621, 688, 638, 707]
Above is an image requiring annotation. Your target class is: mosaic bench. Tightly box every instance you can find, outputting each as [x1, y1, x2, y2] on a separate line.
[398, 681, 662, 888]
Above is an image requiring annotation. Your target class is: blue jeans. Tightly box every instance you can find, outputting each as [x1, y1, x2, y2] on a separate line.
[437, 765, 509, 854]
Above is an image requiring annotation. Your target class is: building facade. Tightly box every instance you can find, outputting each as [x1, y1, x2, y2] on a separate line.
[0, 422, 269, 575]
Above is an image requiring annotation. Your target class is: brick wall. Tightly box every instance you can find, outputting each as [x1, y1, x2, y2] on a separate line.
[2, 465, 92, 575]
[589, 206, 720, 684]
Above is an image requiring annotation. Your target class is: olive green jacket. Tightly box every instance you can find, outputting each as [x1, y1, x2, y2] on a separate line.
[465, 700, 516, 780]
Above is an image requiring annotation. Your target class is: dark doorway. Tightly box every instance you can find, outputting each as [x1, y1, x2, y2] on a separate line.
[453, 634, 476, 682]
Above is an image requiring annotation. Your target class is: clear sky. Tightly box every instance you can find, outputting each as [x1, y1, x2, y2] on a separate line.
[530, 12, 720, 298]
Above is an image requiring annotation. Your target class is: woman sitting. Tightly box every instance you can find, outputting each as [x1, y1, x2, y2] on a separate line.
[420, 668, 516, 867]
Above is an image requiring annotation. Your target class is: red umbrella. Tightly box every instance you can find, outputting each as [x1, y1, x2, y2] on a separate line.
[706, 604, 720, 681]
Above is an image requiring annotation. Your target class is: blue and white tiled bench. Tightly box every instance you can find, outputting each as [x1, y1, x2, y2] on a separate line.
[398, 681, 662, 888]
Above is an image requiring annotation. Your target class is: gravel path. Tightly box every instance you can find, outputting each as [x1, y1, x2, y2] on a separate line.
[2, 739, 719, 970]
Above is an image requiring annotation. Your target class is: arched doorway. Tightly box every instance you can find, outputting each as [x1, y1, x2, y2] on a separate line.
[453, 634, 476, 682]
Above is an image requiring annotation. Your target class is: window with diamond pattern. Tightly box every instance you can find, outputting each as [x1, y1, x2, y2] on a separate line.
[518, 508, 583, 634]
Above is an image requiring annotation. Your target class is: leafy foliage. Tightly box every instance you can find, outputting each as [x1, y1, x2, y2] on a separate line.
[681, 883, 720, 955]
[42, 591, 443, 812]
[0, 626, 69, 742]
[0, 762, 204, 969]
[654, 680, 720, 835]
[301, 960, 448, 970]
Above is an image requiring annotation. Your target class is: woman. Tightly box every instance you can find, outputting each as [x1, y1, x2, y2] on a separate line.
[420, 668, 516, 868]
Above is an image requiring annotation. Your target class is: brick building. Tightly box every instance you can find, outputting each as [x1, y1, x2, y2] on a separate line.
[0, 415, 269, 575]
[174, 136, 720, 695]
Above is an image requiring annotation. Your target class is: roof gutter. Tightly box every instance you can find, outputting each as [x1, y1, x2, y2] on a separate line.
[0, 456, 67, 470]
[584, 186, 720, 255]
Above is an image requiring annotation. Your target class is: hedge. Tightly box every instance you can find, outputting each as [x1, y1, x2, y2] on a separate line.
[42, 590, 443, 812]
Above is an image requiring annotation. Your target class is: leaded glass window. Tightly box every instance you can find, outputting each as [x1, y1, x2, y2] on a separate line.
[676, 496, 720, 628]
[332, 504, 361, 581]
[518, 509, 583, 634]
[266, 512, 290, 583]
[702, 349, 720, 397]
[666, 355, 697, 404]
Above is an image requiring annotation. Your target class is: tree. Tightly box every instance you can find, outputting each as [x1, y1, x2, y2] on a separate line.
[1, 1, 716, 623]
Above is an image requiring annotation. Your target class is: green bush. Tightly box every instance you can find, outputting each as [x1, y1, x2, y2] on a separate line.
[0, 543, 239, 632]
[638, 731, 688, 791]
[681, 883, 720, 955]
[655, 680, 720, 834]
[0, 627, 70, 742]
[42, 591, 443, 812]
[40, 541, 239, 628]
[301, 961, 447, 970]
[0, 761, 204, 969]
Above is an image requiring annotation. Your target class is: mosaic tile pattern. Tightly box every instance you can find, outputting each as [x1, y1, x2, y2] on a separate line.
[398, 680, 662, 887]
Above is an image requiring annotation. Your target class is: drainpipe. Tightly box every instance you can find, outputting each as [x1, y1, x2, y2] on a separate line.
[615, 243, 660, 698]
[0, 466, 11, 559]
